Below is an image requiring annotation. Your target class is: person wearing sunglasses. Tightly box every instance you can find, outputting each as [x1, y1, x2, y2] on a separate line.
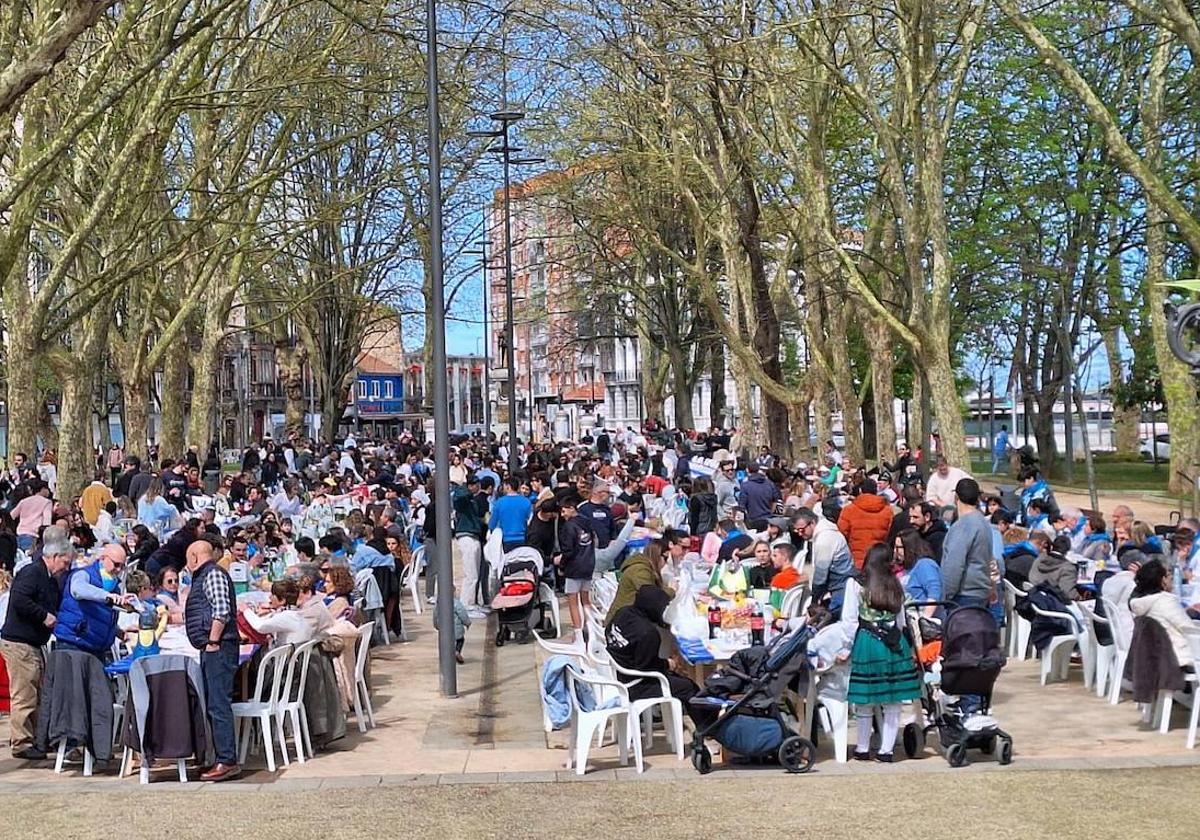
[53, 542, 134, 659]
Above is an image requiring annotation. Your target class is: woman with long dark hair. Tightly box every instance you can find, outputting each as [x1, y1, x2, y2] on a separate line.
[895, 529, 941, 616]
[848, 543, 923, 762]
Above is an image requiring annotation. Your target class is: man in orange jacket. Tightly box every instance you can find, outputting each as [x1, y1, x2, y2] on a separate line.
[838, 478, 894, 568]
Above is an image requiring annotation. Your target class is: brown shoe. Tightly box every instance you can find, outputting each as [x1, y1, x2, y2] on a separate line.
[455, 652, 465, 664]
[200, 762, 242, 782]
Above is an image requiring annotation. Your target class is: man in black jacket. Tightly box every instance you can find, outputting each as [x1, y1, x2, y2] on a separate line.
[555, 495, 595, 640]
[605, 586, 702, 718]
[1, 526, 73, 760]
[908, 502, 949, 563]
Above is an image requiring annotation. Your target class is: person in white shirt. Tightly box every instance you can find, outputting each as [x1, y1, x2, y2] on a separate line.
[240, 579, 314, 648]
[924, 458, 971, 508]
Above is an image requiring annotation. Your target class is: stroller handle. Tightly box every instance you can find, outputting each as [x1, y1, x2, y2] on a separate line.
[904, 600, 962, 611]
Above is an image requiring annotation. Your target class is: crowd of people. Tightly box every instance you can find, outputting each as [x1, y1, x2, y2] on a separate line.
[0, 419, 1197, 775]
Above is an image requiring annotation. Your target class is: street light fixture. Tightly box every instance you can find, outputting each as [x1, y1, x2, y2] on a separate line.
[468, 109, 543, 472]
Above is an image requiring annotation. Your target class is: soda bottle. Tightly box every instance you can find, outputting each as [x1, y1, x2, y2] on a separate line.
[750, 603, 764, 646]
[708, 603, 721, 640]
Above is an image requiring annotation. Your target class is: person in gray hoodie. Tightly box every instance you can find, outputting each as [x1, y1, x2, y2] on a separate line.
[940, 478, 996, 607]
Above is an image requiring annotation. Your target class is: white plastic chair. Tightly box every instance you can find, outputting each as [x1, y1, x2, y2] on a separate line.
[405, 548, 425, 614]
[564, 665, 642, 775]
[351, 621, 376, 732]
[278, 638, 320, 763]
[1185, 631, 1200, 748]
[1150, 629, 1200, 736]
[590, 575, 618, 616]
[233, 643, 294, 772]
[1003, 580, 1032, 661]
[539, 582, 561, 638]
[1077, 602, 1116, 699]
[608, 658, 685, 760]
[779, 585, 809, 619]
[1029, 602, 1091, 687]
[535, 634, 589, 733]
[1102, 595, 1133, 705]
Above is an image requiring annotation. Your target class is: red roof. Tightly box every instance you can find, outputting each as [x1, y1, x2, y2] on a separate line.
[357, 353, 403, 375]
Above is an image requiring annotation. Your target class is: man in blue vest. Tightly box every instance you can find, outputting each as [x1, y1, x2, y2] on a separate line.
[53, 543, 134, 657]
[184, 537, 241, 782]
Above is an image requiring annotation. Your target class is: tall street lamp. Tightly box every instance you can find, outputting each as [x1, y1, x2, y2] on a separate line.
[464, 240, 495, 440]
[467, 111, 542, 474]
[425, 0, 456, 698]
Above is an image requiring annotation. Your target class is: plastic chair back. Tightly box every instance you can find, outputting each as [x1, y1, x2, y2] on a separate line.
[284, 639, 320, 705]
[251, 644, 294, 705]
[354, 621, 374, 682]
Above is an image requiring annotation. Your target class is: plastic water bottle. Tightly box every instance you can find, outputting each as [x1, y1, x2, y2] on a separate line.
[1173, 563, 1184, 597]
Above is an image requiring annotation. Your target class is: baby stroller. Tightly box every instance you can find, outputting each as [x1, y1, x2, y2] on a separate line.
[688, 624, 817, 774]
[490, 546, 548, 646]
[903, 603, 1013, 767]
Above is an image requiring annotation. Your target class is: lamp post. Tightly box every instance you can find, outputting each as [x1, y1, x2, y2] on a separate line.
[467, 113, 542, 473]
[425, 0, 456, 698]
[465, 241, 493, 440]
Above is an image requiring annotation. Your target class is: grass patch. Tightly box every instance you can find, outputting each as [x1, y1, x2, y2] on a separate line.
[970, 457, 1175, 493]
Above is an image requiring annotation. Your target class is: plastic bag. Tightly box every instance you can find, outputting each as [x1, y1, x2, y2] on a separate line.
[665, 567, 707, 638]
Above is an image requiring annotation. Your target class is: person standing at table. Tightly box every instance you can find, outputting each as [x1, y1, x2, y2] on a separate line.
[53, 543, 133, 658]
[0, 527, 72, 760]
[184, 537, 241, 782]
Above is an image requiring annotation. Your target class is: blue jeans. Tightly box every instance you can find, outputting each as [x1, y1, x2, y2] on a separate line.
[991, 453, 1004, 474]
[200, 640, 239, 765]
[16, 534, 34, 552]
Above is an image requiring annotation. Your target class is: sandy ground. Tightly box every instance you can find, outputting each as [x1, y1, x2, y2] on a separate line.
[0, 766, 1192, 840]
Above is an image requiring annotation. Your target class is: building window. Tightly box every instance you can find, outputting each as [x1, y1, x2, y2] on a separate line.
[384, 380, 394, 399]
[357, 380, 367, 399]
[372, 380, 380, 400]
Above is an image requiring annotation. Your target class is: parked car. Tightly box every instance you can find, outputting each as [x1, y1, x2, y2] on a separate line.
[1140, 433, 1170, 461]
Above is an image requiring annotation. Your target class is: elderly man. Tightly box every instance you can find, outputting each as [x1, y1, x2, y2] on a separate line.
[184, 538, 241, 782]
[1110, 504, 1136, 544]
[1, 526, 73, 760]
[1054, 507, 1086, 553]
[53, 543, 133, 657]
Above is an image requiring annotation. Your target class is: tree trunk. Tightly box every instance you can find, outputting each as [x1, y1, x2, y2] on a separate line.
[861, 389, 877, 461]
[709, 340, 726, 428]
[827, 312, 864, 464]
[1102, 326, 1140, 457]
[1144, 35, 1198, 495]
[158, 340, 187, 460]
[731, 354, 755, 458]
[812, 372, 833, 457]
[911, 367, 928, 458]
[920, 333, 970, 470]
[187, 323, 225, 458]
[667, 343, 695, 430]
[788, 399, 811, 464]
[869, 319, 898, 464]
[5, 322, 41, 459]
[276, 344, 307, 439]
[122, 377, 150, 464]
[56, 359, 96, 503]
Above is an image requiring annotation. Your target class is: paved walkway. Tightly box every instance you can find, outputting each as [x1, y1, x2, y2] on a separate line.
[3, 540, 1199, 788]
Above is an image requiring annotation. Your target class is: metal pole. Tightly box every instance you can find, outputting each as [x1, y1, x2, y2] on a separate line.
[425, 0, 456, 698]
[502, 126, 519, 473]
[481, 247, 491, 440]
[527, 323, 534, 443]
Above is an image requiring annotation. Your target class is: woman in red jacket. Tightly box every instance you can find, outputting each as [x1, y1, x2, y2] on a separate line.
[837, 479, 894, 568]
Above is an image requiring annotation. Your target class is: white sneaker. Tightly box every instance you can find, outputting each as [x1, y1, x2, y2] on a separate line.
[963, 713, 998, 732]
[467, 608, 489, 619]
[426, 596, 437, 605]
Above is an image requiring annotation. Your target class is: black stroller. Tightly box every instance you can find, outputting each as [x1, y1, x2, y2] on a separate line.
[903, 603, 1014, 767]
[689, 624, 817, 774]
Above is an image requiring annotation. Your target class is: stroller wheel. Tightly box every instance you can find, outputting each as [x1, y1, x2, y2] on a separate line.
[999, 739, 1014, 766]
[778, 736, 815, 774]
[947, 742, 968, 768]
[692, 745, 713, 775]
[902, 723, 921, 759]
[979, 735, 996, 755]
